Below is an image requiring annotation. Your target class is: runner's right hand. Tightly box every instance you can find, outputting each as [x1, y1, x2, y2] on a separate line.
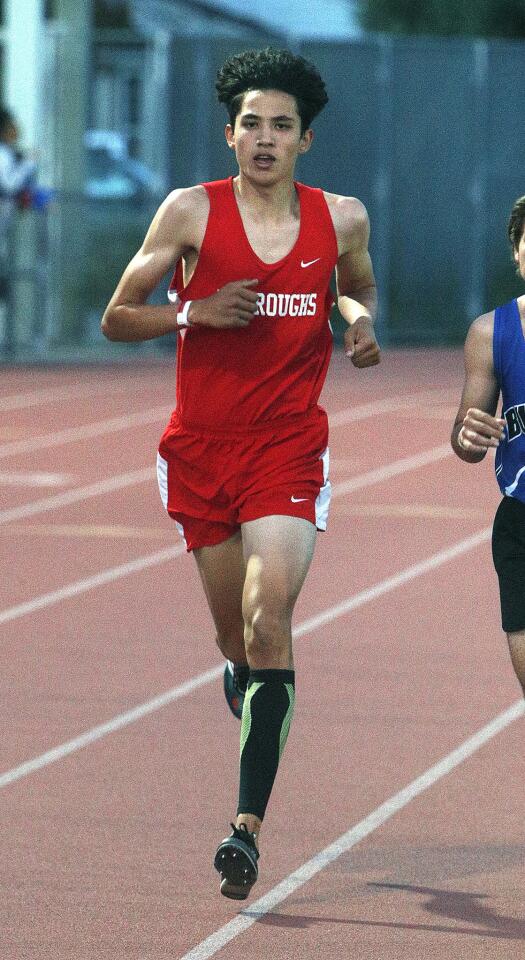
[458, 408, 505, 451]
[188, 280, 259, 328]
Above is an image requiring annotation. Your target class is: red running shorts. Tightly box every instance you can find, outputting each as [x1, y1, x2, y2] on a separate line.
[157, 408, 331, 551]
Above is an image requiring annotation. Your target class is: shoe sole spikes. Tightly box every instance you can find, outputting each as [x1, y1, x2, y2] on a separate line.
[214, 839, 258, 900]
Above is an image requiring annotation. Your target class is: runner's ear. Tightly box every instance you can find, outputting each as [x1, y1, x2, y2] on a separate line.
[298, 129, 313, 154]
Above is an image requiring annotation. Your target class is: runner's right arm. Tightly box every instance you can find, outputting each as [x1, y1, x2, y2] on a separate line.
[101, 187, 259, 341]
[451, 312, 505, 463]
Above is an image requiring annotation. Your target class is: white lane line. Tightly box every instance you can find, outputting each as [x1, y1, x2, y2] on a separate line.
[0, 443, 461, 622]
[334, 503, 488, 521]
[329, 388, 455, 427]
[0, 377, 166, 412]
[0, 543, 186, 626]
[0, 382, 451, 418]
[180, 699, 525, 960]
[331, 443, 453, 497]
[0, 522, 170, 540]
[0, 387, 454, 522]
[0, 525, 492, 787]
[0, 467, 155, 525]
[0, 470, 72, 488]
[0, 663, 223, 790]
[0, 384, 94, 411]
[0, 438, 451, 528]
[293, 526, 491, 637]
[0, 387, 452, 461]
[0, 406, 172, 460]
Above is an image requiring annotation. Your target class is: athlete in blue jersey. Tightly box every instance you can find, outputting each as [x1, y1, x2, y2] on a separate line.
[451, 195, 525, 694]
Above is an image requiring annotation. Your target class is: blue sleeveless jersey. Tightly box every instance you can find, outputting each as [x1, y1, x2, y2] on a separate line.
[493, 298, 525, 503]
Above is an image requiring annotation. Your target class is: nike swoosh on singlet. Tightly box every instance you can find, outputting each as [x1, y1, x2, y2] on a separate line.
[291, 496, 309, 502]
[300, 258, 321, 268]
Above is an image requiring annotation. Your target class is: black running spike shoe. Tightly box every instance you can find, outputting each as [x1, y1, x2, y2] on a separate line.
[223, 661, 249, 720]
[214, 823, 259, 900]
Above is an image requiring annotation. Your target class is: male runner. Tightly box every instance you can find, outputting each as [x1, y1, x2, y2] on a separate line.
[102, 47, 380, 900]
[451, 195, 525, 703]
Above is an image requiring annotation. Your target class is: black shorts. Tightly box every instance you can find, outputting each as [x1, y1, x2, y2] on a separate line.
[492, 496, 525, 633]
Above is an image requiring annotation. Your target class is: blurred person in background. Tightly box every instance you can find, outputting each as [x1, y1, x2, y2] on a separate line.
[0, 108, 37, 341]
[0, 108, 37, 211]
[102, 47, 380, 901]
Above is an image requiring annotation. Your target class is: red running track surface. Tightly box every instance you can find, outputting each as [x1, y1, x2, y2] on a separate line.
[1, 350, 524, 960]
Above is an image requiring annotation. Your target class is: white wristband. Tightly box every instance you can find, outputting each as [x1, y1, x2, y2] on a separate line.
[176, 300, 193, 329]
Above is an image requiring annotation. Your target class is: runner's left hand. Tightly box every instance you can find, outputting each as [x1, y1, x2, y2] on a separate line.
[344, 318, 381, 368]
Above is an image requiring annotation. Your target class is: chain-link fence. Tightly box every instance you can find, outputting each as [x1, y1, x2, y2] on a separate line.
[1, 32, 524, 361]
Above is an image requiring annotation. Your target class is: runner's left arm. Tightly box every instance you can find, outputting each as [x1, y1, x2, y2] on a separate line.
[332, 196, 380, 368]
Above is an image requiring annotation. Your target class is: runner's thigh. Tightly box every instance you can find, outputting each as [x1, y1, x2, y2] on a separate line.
[194, 531, 246, 637]
[241, 514, 316, 614]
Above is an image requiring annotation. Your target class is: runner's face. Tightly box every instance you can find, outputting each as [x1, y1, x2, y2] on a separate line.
[226, 89, 312, 184]
[515, 225, 525, 281]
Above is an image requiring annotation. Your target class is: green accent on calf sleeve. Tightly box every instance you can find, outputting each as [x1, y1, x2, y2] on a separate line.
[239, 680, 263, 757]
[237, 669, 295, 821]
[279, 683, 295, 760]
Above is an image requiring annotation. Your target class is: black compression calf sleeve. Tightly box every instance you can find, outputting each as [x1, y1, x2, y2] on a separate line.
[237, 668, 295, 821]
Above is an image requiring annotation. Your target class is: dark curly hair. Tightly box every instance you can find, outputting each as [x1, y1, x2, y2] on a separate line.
[508, 195, 525, 253]
[216, 48, 328, 134]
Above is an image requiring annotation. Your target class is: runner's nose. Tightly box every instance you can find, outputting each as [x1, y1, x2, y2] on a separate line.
[256, 130, 274, 146]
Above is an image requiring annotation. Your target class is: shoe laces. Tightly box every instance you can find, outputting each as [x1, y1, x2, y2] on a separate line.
[230, 822, 259, 853]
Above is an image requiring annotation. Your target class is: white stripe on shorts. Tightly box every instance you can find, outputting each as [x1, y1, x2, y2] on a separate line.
[157, 447, 331, 542]
[315, 447, 331, 531]
[156, 452, 187, 545]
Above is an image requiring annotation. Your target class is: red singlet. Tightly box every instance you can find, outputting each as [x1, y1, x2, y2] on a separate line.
[168, 176, 338, 431]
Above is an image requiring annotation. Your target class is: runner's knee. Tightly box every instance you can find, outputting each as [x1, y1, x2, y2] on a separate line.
[242, 555, 296, 663]
[242, 591, 292, 662]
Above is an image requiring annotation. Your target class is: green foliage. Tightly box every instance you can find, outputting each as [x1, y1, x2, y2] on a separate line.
[358, 0, 525, 38]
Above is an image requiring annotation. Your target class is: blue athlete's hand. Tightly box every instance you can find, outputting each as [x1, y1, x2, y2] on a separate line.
[458, 408, 505, 453]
